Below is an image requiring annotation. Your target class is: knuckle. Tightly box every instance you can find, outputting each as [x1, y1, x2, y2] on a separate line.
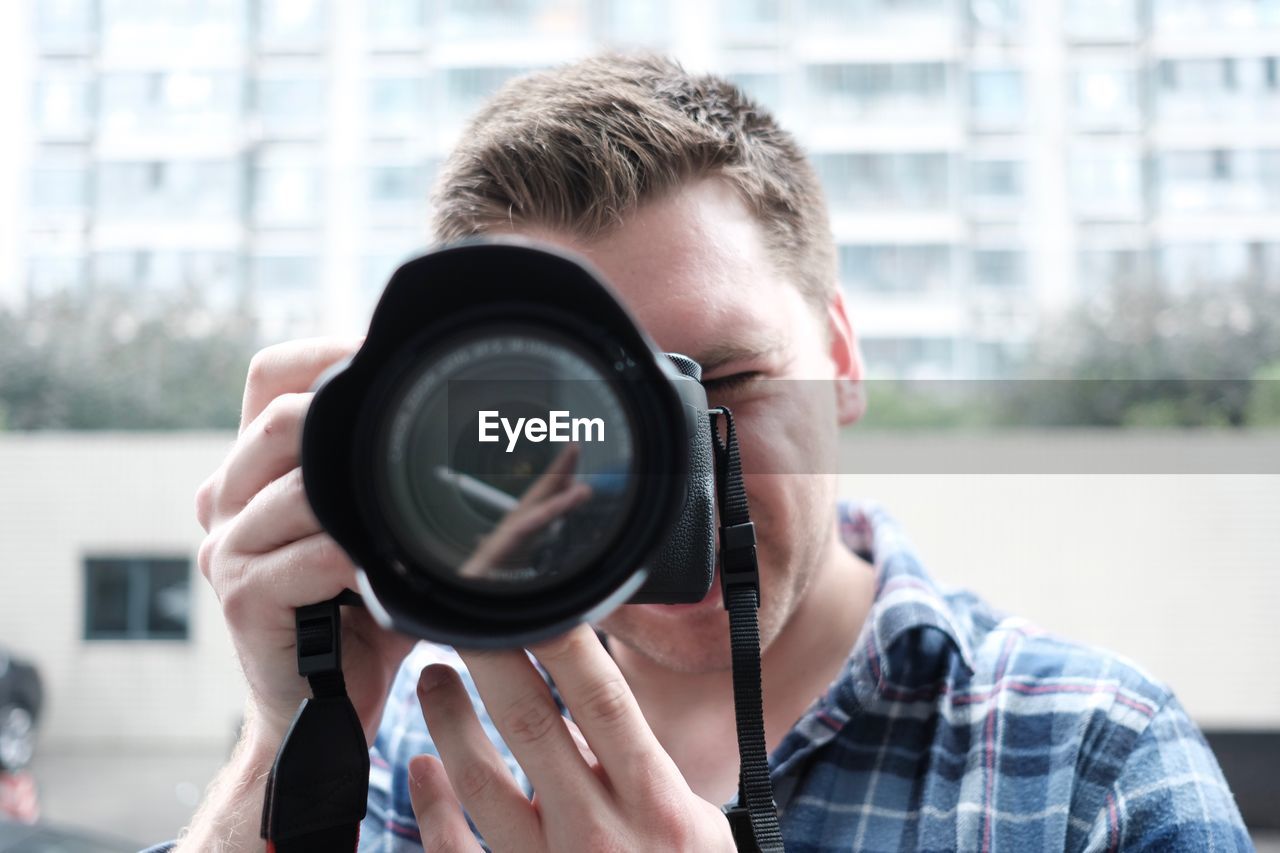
[451, 758, 498, 802]
[639, 802, 697, 849]
[256, 392, 306, 439]
[245, 345, 280, 390]
[196, 534, 219, 582]
[629, 750, 678, 798]
[580, 677, 632, 727]
[499, 696, 561, 747]
[422, 833, 467, 853]
[216, 561, 254, 623]
[576, 824, 624, 852]
[194, 475, 217, 531]
[535, 626, 593, 664]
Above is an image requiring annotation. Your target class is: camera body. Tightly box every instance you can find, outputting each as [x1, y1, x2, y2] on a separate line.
[301, 238, 716, 648]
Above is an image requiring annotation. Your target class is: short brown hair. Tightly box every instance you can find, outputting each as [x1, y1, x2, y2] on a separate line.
[431, 53, 836, 307]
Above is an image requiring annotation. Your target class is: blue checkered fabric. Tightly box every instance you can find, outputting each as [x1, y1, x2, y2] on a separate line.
[358, 501, 1249, 852]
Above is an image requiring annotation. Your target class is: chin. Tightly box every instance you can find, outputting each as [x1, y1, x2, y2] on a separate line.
[598, 604, 736, 673]
[598, 575, 798, 674]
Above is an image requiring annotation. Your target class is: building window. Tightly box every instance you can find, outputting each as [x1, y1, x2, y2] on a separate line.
[840, 244, 953, 293]
[861, 336, 956, 378]
[970, 0, 1022, 33]
[257, 0, 328, 48]
[970, 68, 1025, 127]
[95, 160, 241, 220]
[255, 75, 327, 135]
[1064, 0, 1139, 42]
[368, 75, 430, 135]
[33, 73, 94, 138]
[444, 68, 528, 124]
[28, 253, 86, 298]
[806, 62, 950, 120]
[30, 160, 88, 213]
[368, 162, 434, 215]
[815, 152, 952, 210]
[1070, 64, 1139, 128]
[252, 145, 322, 225]
[728, 72, 784, 115]
[1070, 149, 1144, 216]
[36, 0, 96, 51]
[968, 158, 1024, 207]
[368, 0, 427, 40]
[973, 248, 1026, 288]
[723, 0, 783, 40]
[84, 556, 191, 641]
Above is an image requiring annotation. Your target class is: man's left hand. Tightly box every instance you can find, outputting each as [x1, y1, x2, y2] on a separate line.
[407, 623, 737, 852]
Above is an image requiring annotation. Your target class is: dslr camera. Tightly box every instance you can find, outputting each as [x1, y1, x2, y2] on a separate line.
[301, 237, 722, 647]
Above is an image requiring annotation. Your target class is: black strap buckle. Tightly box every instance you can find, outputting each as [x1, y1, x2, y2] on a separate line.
[719, 520, 759, 598]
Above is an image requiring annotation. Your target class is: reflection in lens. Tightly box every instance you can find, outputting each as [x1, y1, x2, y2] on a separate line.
[373, 327, 636, 594]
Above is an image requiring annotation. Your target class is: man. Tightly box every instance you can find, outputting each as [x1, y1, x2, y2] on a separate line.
[161, 54, 1248, 851]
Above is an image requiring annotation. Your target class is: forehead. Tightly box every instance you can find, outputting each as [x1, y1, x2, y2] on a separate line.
[516, 179, 801, 367]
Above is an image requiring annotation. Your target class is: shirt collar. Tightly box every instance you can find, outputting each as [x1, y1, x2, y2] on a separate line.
[838, 500, 976, 690]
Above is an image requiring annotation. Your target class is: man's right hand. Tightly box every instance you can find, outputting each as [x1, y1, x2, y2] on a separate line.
[178, 338, 416, 851]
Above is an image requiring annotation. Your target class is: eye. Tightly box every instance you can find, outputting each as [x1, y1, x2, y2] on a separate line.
[702, 371, 761, 393]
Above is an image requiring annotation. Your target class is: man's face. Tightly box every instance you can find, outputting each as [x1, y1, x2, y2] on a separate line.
[516, 179, 862, 672]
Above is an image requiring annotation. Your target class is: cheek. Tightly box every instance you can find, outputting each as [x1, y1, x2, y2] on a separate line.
[733, 386, 840, 478]
[732, 397, 839, 587]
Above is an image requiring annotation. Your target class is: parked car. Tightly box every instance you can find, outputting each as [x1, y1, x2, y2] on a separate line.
[0, 651, 42, 773]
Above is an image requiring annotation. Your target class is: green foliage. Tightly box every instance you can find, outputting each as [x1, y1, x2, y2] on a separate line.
[859, 380, 998, 430]
[1005, 276, 1280, 429]
[0, 287, 259, 430]
[1244, 362, 1280, 427]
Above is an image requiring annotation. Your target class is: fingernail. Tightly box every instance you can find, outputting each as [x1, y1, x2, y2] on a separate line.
[419, 664, 452, 694]
[408, 755, 429, 790]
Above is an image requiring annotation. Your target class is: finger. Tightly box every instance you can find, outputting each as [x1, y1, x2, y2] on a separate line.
[523, 443, 581, 503]
[216, 392, 311, 518]
[507, 482, 591, 539]
[452, 648, 602, 815]
[240, 337, 362, 435]
[529, 625, 677, 797]
[408, 755, 485, 853]
[215, 533, 359, 624]
[220, 467, 320, 555]
[417, 665, 541, 852]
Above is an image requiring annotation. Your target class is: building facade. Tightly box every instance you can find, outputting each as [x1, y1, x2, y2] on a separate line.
[4, 0, 1280, 377]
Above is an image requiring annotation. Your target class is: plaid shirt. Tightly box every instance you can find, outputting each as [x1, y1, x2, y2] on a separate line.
[358, 501, 1249, 852]
[143, 500, 1249, 852]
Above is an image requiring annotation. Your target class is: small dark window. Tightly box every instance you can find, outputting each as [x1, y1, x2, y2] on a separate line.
[1212, 149, 1231, 181]
[84, 556, 191, 640]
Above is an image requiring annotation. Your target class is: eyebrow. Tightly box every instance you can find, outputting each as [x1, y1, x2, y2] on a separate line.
[691, 334, 788, 376]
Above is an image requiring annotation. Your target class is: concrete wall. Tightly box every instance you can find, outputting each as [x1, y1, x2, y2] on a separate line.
[0, 431, 1276, 751]
[0, 433, 244, 750]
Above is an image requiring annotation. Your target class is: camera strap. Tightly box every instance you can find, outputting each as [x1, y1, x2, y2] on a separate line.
[260, 590, 368, 853]
[710, 407, 785, 853]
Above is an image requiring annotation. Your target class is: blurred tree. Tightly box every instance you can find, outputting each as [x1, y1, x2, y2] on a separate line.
[0, 287, 258, 430]
[1245, 362, 1280, 427]
[1006, 276, 1280, 428]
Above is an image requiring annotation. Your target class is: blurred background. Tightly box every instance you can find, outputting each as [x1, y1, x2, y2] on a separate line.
[0, 0, 1276, 849]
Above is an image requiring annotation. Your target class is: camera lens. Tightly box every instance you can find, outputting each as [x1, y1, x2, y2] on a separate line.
[369, 324, 637, 595]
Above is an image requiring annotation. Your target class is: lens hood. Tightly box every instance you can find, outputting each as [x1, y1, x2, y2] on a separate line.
[301, 237, 696, 648]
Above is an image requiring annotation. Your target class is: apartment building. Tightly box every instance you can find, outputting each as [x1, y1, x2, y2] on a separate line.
[6, 0, 1280, 377]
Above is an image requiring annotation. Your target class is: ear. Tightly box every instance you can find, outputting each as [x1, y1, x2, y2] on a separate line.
[827, 289, 866, 427]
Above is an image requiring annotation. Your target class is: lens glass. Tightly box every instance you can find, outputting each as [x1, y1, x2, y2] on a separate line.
[373, 326, 637, 593]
